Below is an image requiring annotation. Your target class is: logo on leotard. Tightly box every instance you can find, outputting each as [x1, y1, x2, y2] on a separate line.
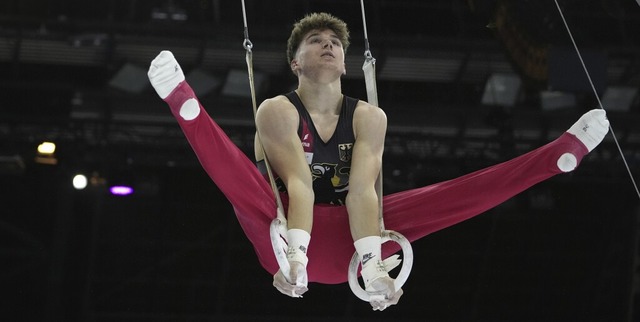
[338, 143, 353, 162]
[311, 163, 337, 179]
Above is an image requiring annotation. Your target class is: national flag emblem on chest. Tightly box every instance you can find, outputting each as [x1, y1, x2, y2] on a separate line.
[338, 143, 353, 162]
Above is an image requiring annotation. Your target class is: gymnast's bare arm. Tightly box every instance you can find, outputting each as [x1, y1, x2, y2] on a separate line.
[255, 96, 314, 294]
[346, 101, 387, 240]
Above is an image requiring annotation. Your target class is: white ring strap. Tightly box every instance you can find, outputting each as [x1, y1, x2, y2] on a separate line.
[241, 0, 290, 277]
[356, 1, 414, 303]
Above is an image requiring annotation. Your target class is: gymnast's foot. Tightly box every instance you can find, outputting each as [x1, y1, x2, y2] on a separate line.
[148, 50, 185, 99]
[567, 109, 609, 152]
[558, 109, 609, 172]
[148, 51, 201, 121]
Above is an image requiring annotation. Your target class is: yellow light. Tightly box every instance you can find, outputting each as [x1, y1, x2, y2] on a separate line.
[37, 142, 56, 154]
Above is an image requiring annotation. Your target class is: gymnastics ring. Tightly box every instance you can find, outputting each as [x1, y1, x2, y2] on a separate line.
[270, 216, 291, 279]
[348, 230, 413, 302]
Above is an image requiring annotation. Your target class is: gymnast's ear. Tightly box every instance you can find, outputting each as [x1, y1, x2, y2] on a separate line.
[291, 59, 299, 72]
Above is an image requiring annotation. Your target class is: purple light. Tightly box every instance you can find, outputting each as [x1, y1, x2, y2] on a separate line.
[110, 185, 134, 196]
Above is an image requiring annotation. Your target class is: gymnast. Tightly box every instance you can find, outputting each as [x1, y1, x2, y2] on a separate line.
[147, 12, 609, 311]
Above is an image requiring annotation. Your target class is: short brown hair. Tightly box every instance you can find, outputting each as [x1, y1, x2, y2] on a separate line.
[286, 12, 350, 64]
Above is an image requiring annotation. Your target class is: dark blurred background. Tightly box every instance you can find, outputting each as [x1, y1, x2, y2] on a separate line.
[1, 0, 640, 321]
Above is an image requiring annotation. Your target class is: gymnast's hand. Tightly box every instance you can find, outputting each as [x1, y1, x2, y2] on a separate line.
[272, 261, 308, 298]
[367, 275, 403, 311]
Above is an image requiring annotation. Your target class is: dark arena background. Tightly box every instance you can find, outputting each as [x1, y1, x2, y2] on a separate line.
[2, 0, 640, 321]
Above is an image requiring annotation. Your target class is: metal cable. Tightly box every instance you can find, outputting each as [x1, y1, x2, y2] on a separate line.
[553, 0, 640, 200]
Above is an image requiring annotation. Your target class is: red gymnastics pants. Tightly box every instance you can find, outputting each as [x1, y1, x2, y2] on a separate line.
[163, 81, 589, 285]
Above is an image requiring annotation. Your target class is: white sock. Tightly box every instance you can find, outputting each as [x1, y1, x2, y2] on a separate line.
[566, 109, 609, 152]
[354, 235, 387, 286]
[286, 229, 310, 266]
[148, 50, 185, 99]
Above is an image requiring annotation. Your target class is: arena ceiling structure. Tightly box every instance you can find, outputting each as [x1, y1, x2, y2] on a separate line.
[1, 1, 640, 321]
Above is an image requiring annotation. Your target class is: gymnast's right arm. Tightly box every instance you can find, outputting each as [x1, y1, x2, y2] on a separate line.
[255, 97, 314, 296]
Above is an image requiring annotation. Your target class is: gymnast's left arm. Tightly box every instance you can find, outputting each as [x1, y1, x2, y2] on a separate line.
[347, 102, 403, 310]
[346, 102, 387, 240]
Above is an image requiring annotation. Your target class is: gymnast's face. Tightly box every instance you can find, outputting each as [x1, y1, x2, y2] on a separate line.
[291, 28, 346, 78]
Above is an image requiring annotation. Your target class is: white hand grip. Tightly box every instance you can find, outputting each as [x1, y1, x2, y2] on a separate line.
[348, 230, 413, 302]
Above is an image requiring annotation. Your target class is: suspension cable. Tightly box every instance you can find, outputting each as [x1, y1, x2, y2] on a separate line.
[241, 0, 287, 216]
[359, 0, 384, 229]
[553, 0, 640, 200]
[240, 0, 291, 279]
[348, 0, 414, 304]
